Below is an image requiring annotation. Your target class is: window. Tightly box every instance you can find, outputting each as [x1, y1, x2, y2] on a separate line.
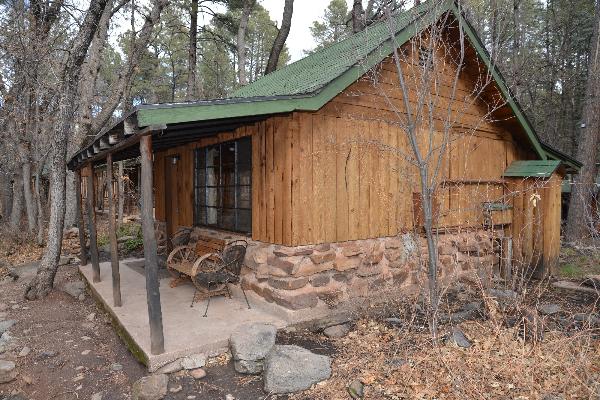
[194, 137, 252, 234]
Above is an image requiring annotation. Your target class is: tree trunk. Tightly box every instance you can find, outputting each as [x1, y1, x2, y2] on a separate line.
[35, 159, 45, 246]
[236, 0, 254, 85]
[186, 0, 198, 101]
[0, 172, 13, 222]
[265, 0, 294, 74]
[10, 173, 24, 230]
[25, 0, 110, 300]
[22, 160, 37, 233]
[566, 0, 600, 241]
[352, 0, 364, 33]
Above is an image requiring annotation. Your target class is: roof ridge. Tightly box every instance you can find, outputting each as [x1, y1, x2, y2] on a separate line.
[231, 0, 439, 99]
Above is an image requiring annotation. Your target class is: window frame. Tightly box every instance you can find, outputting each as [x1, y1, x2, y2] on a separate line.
[193, 137, 252, 234]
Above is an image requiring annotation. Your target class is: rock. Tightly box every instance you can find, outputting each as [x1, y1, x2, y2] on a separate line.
[111, 363, 123, 371]
[552, 280, 598, 294]
[39, 350, 58, 358]
[22, 374, 33, 385]
[18, 347, 30, 357]
[384, 317, 403, 326]
[61, 281, 86, 299]
[118, 235, 136, 243]
[230, 323, 276, 374]
[263, 345, 332, 394]
[267, 276, 308, 290]
[81, 349, 91, 355]
[180, 353, 206, 370]
[347, 379, 365, 399]
[225, 395, 235, 400]
[0, 303, 7, 312]
[132, 374, 169, 400]
[462, 301, 483, 312]
[538, 303, 561, 315]
[234, 359, 263, 375]
[0, 360, 17, 383]
[323, 323, 350, 338]
[189, 368, 206, 379]
[439, 309, 479, 324]
[58, 256, 70, 266]
[385, 358, 407, 368]
[91, 393, 103, 400]
[0, 320, 16, 334]
[156, 359, 183, 374]
[446, 327, 471, 348]
[573, 313, 600, 325]
[169, 385, 182, 393]
[86, 313, 96, 321]
[312, 313, 352, 332]
[486, 288, 518, 302]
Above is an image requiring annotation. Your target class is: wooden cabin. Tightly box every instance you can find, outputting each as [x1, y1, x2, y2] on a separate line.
[68, 0, 580, 353]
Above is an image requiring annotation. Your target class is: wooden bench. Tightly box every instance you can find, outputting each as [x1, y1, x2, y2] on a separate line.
[166, 235, 226, 288]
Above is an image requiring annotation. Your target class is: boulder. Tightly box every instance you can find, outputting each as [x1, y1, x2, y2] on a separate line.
[180, 353, 206, 370]
[263, 345, 331, 394]
[132, 374, 169, 400]
[323, 323, 350, 338]
[61, 281, 86, 299]
[230, 323, 276, 374]
[0, 320, 16, 335]
[0, 360, 17, 383]
[538, 303, 561, 315]
[446, 327, 471, 348]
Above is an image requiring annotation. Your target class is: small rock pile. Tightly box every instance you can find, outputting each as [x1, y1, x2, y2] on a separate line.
[230, 323, 332, 394]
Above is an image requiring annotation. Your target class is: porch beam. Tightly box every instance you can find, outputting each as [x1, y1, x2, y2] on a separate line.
[107, 153, 122, 307]
[74, 170, 88, 266]
[85, 164, 101, 282]
[140, 134, 165, 355]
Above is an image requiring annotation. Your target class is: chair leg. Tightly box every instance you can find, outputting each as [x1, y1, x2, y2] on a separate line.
[190, 290, 196, 308]
[240, 286, 251, 309]
[203, 282, 212, 318]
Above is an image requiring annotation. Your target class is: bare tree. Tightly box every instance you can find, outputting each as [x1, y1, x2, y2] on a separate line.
[265, 0, 294, 74]
[236, 0, 255, 85]
[352, 0, 365, 33]
[25, 0, 111, 300]
[566, 0, 600, 242]
[186, 0, 199, 100]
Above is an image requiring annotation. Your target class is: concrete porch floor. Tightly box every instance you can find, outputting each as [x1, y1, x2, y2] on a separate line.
[79, 259, 318, 371]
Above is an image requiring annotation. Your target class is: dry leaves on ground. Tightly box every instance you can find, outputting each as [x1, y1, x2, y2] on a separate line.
[292, 319, 600, 399]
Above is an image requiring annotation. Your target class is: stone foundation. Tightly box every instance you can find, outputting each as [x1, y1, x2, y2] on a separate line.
[174, 226, 500, 311]
[241, 231, 500, 311]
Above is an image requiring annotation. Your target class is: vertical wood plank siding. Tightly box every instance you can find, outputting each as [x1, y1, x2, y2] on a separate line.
[151, 35, 562, 279]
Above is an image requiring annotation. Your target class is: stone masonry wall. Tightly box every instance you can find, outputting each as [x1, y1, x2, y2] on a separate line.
[241, 230, 499, 311]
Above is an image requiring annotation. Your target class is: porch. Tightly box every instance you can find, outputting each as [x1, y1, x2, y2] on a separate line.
[79, 257, 332, 371]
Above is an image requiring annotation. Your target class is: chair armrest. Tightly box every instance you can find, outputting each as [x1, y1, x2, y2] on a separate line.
[166, 245, 195, 265]
[191, 252, 224, 277]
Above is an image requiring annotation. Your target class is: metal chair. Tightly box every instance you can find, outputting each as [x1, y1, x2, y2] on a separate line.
[191, 240, 251, 317]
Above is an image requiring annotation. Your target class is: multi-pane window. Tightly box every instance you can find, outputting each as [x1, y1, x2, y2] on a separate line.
[193, 137, 252, 234]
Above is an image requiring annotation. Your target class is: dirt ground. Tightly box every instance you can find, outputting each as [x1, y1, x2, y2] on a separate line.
[1, 227, 600, 399]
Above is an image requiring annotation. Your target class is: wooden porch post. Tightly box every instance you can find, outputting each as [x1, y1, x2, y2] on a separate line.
[140, 134, 165, 354]
[74, 170, 88, 266]
[85, 164, 101, 282]
[107, 154, 122, 307]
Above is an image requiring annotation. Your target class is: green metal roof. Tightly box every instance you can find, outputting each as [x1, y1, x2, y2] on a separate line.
[503, 160, 561, 178]
[232, 2, 435, 98]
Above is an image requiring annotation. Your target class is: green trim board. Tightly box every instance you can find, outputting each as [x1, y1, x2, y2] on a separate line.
[503, 160, 561, 178]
